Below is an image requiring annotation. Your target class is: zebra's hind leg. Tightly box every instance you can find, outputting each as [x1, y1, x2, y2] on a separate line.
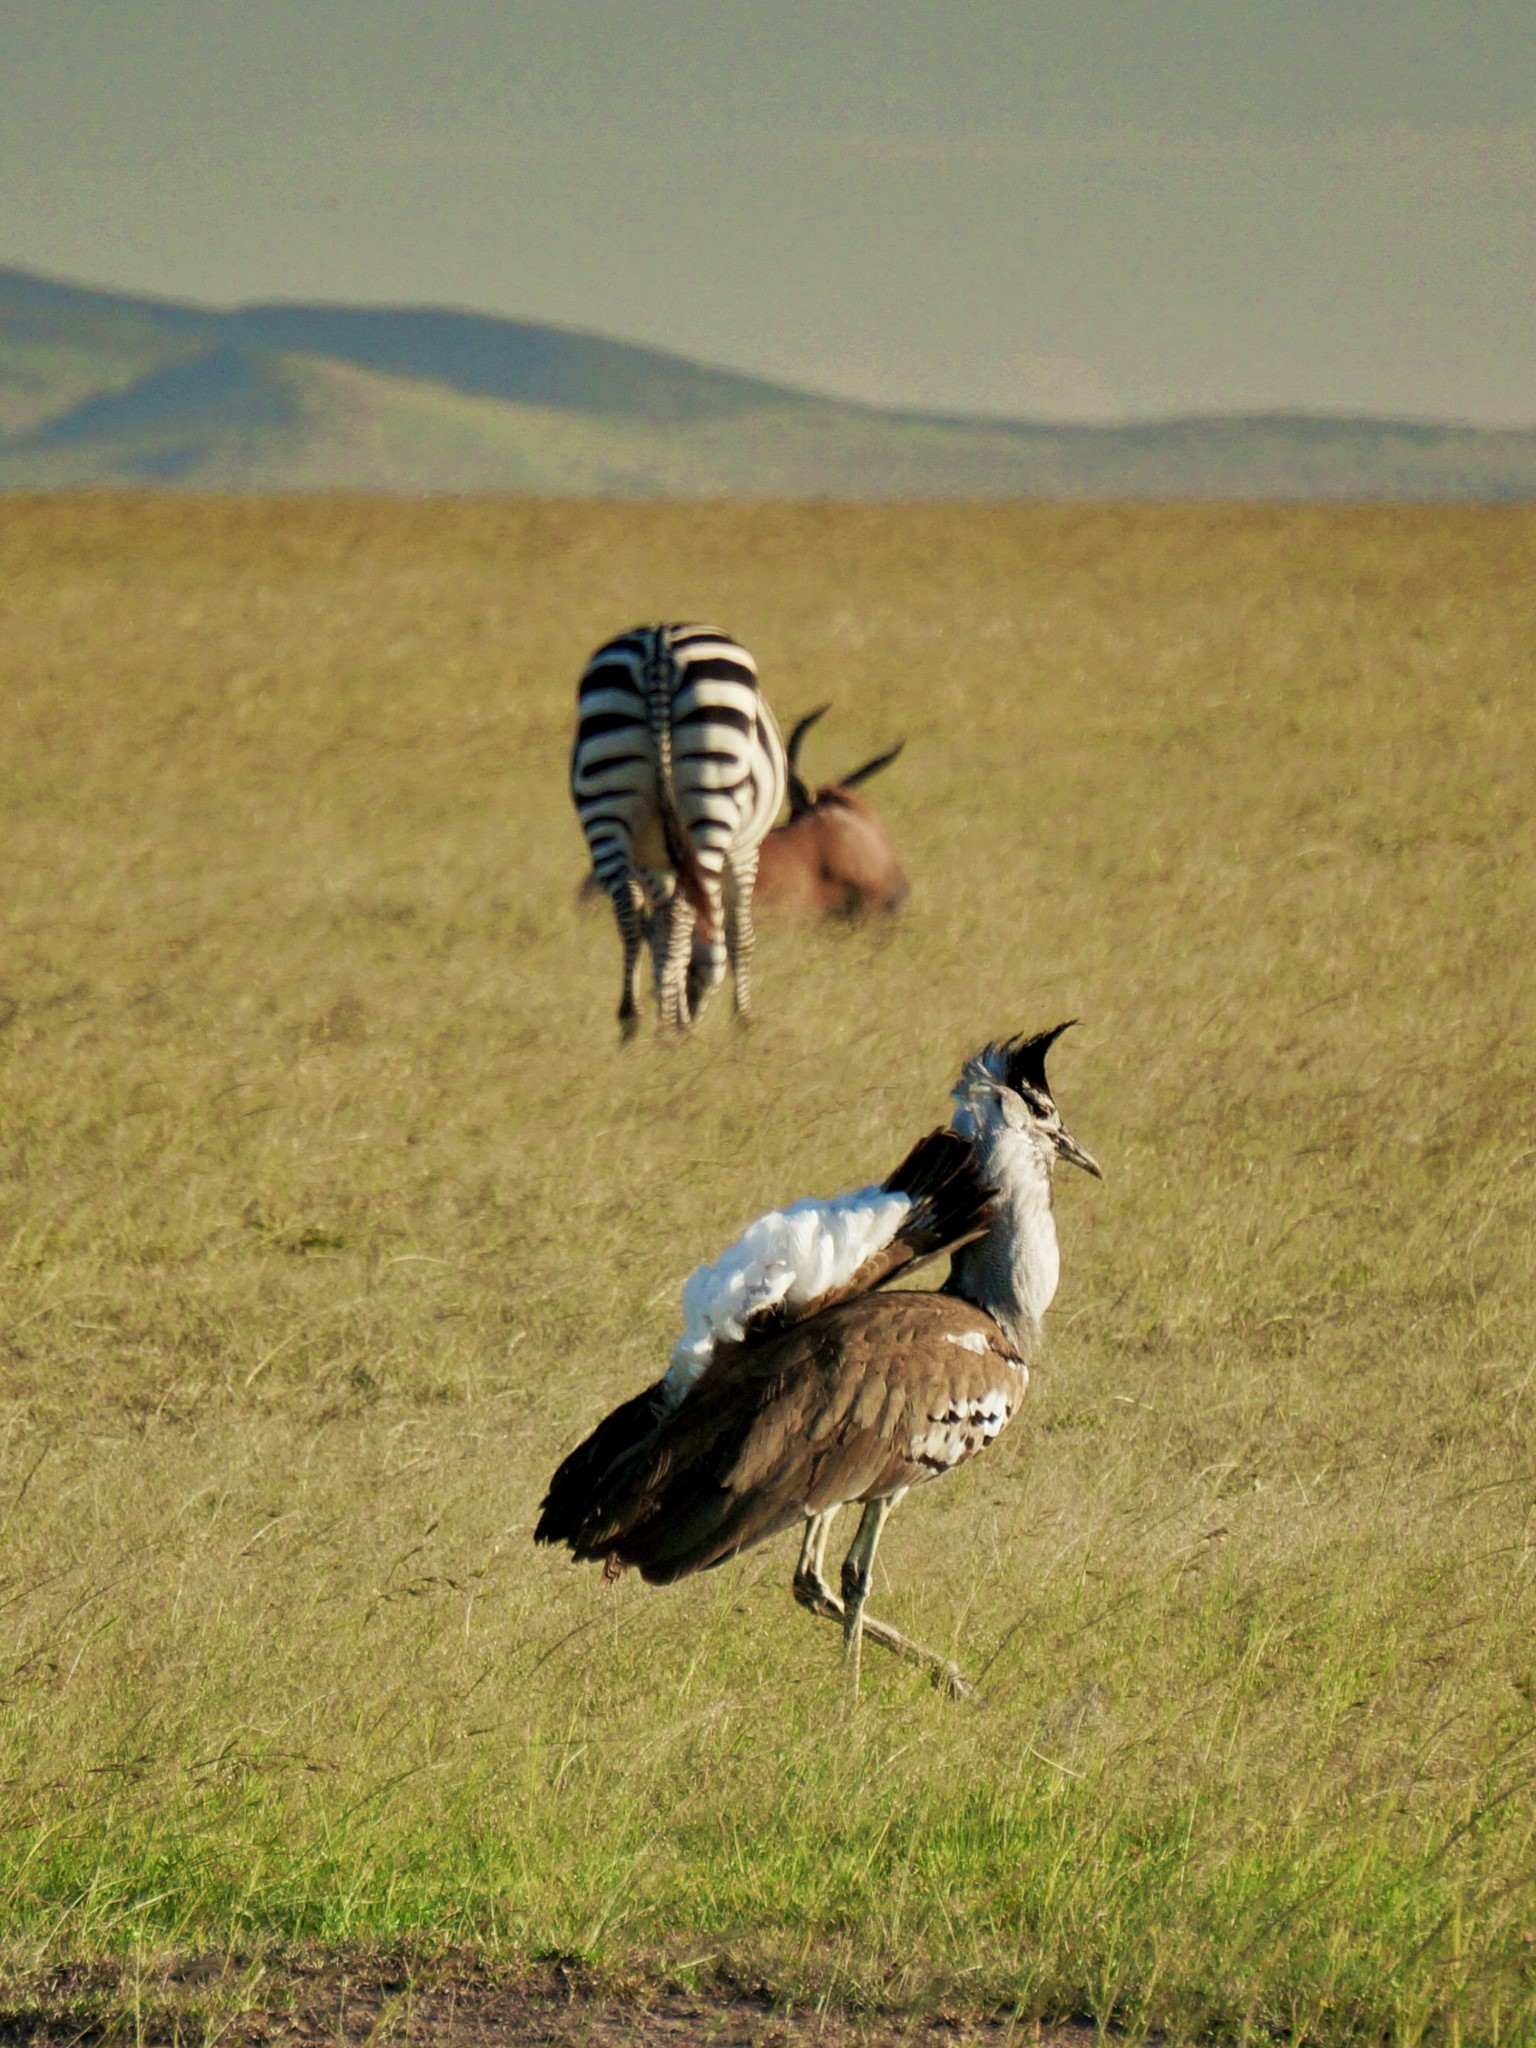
[656, 890, 699, 1032]
[686, 924, 728, 1023]
[643, 872, 674, 1010]
[680, 873, 729, 1026]
[606, 872, 649, 1040]
[724, 845, 762, 1023]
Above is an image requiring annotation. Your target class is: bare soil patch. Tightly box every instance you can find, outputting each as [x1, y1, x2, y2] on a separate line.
[2, 1955, 1096, 2047]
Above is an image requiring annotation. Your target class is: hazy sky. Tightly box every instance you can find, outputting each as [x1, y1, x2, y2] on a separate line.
[2, 1, 1532, 422]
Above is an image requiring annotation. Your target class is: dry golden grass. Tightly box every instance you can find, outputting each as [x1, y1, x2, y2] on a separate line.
[2, 496, 1535, 2044]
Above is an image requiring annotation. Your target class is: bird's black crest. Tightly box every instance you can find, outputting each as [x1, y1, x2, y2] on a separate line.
[1002, 1020, 1078, 1100]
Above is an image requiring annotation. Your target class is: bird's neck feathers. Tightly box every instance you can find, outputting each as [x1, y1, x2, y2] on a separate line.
[946, 1103, 1061, 1357]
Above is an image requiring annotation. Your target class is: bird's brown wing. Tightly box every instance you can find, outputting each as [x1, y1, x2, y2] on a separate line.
[535, 1133, 997, 1563]
[574, 1292, 1026, 1584]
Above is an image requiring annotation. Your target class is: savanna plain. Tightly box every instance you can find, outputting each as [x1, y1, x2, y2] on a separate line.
[1, 497, 1534, 2046]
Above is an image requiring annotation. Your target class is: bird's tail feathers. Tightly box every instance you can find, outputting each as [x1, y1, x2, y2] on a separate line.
[534, 1377, 670, 1553]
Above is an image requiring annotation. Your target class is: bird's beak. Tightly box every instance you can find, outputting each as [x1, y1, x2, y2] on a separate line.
[1054, 1126, 1103, 1179]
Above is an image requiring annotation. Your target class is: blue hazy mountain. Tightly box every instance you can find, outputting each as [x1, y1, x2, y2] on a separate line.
[3, 265, 1532, 497]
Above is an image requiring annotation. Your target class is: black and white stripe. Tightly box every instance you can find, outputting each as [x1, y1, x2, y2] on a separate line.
[572, 623, 788, 1034]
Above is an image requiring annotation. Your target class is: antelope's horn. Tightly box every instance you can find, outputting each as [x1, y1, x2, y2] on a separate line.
[840, 739, 905, 790]
[786, 704, 829, 815]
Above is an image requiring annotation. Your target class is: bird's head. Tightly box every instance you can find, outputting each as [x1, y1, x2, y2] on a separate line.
[950, 1022, 1102, 1182]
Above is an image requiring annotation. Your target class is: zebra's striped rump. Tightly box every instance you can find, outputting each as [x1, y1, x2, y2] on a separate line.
[572, 623, 788, 1033]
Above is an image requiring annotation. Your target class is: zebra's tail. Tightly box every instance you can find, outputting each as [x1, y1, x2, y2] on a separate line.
[649, 675, 717, 941]
[661, 810, 717, 939]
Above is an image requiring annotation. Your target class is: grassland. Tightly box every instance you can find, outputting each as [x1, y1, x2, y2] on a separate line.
[1, 497, 1534, 2044]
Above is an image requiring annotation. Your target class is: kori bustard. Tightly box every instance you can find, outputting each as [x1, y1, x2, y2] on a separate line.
[535, 1023, 1100, 1698]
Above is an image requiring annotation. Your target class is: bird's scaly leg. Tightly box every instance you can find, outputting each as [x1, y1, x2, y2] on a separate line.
[792, 1511, 843, 1621]
[792, 1504, 978, 1702]
[840, 1497, 893, 1697]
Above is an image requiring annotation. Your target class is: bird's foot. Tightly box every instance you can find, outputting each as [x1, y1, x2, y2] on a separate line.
[929, 1657, 981, 1704]
[865, 1621, 979, 1702]
[795, 1570, 979, 1702]
[792, 1567, 843, 1623]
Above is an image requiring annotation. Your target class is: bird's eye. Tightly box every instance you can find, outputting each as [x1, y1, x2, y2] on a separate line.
[998, 1091, 1028, 1130]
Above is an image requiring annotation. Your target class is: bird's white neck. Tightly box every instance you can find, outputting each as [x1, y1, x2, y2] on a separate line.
[945, 1122, 1060, 1358]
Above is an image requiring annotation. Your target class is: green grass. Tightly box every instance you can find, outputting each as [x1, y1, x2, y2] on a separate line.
[1, 497, 1535, 2042]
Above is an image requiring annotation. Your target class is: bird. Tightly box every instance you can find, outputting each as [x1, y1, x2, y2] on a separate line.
[571, 623, 788, 1036]
[534, 1022, 1101, 1698]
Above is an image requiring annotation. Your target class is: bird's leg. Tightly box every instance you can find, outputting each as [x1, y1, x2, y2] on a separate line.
[840, 1497, 893, 1698]
[791, 1505, 979, 1702]
[792, 1511, 843, 1621]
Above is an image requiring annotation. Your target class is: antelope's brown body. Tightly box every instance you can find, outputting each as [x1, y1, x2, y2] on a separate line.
[754, 793, 910, 919]
[753, 705, 908, 920]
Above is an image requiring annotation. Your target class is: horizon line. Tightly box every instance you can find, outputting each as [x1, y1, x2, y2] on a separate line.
[4, 258, 1535, 439]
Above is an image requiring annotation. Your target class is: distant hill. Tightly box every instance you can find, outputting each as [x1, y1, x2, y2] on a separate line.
[3, 265, 1534, 497]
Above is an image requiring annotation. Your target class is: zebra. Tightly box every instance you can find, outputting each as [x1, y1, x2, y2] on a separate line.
[571, 623, 788, 1036]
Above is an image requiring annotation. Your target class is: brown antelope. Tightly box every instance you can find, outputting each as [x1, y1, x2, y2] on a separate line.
[753, 706, 909, 919]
